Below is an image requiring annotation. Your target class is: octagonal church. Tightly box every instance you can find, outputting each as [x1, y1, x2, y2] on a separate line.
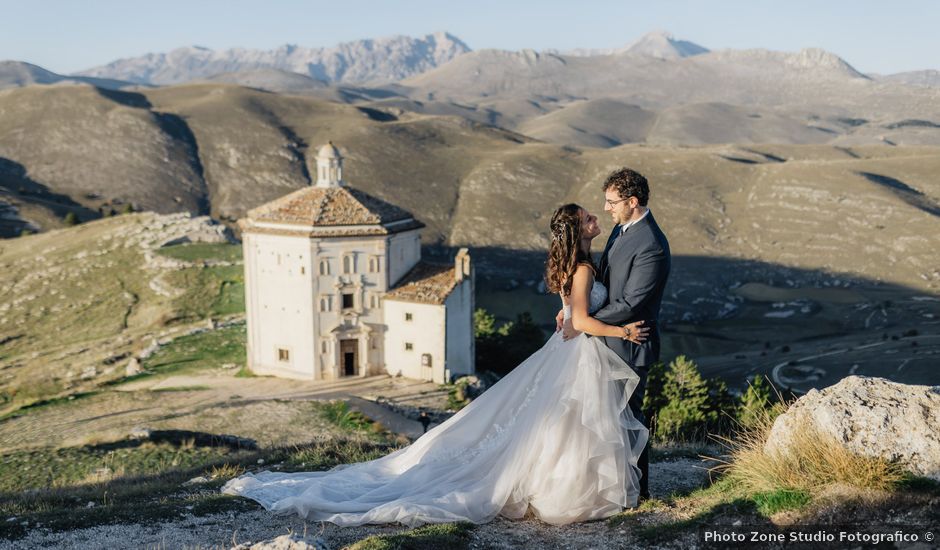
[238, 143, 475, 384]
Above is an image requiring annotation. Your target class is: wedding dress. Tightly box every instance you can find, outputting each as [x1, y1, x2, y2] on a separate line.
[222, 280, 648, 527]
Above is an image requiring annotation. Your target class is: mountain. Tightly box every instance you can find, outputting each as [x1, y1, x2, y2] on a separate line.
[389, 41, 940, 146]
[557, 30, 709, 58]
[0, 60, 136, 90]
[875, 69, 940, 87]
[202, 68, 329, 94]
[73, 32, 471, 85]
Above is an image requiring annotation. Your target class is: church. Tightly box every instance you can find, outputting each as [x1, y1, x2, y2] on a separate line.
[237, 142, 475, 384]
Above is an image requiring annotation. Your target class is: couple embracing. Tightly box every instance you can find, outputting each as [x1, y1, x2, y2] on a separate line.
[224, 167, 672, 527]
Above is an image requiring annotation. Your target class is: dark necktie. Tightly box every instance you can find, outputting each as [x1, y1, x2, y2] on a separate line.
[597, 225, 621, 285]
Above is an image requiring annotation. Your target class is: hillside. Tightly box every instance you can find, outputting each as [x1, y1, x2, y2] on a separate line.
[0, 212, 235, 415]
[2, 82, 940, 293]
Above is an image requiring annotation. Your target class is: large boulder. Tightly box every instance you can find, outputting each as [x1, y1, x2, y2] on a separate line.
[765, 376, 940, 480]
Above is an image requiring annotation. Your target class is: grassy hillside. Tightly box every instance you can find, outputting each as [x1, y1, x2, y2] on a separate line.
[0, 212, 240, 415]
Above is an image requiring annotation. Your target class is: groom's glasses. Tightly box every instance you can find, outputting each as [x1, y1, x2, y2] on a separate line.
[605, 197, 632, 207]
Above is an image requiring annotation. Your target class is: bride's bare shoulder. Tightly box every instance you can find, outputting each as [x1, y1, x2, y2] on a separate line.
[576, 261, 596, 275]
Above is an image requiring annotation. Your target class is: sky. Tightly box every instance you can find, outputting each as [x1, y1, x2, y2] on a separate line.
[2, 0, 937, 75]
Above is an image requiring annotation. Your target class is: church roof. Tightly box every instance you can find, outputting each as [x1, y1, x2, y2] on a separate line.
[385, 261, 462, 305]
[239, 186, 424, 237]
[317, 142, 342, 159]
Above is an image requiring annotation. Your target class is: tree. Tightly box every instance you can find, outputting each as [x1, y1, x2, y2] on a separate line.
[121, 203, 135, 214]
[641, 361, 667, 435]
[738, 375, 780, 430]
[63, 212, 79, 226]
[473, 308, 545, 377]
[655, 355, 713, 441]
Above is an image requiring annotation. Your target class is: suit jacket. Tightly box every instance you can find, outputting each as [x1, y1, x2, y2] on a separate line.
[593, 211, 671, 367]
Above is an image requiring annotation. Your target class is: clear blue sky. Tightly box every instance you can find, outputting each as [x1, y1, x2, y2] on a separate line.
[2, 0, 936, 75]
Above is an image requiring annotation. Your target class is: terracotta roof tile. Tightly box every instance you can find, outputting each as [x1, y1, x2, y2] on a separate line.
[385, 261, 462, 305]
[247, 186, 415, 226]
[240, 185, 424, 237]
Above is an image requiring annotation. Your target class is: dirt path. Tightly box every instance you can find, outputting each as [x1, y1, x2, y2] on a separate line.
[0, 373, 445, 452]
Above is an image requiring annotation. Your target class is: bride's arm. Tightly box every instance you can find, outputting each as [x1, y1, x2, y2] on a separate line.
[569, 265, 630, 339]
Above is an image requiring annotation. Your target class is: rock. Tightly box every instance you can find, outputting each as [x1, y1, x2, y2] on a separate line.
[129, 427, 152, 440]
[125, 358, 142, 377]
[230, 533, 330, 550]
[765, 376, 940, 480]
[183, 476, 209, 486]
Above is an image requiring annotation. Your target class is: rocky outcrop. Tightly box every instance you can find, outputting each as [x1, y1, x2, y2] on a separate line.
[765, 376, 940, 480]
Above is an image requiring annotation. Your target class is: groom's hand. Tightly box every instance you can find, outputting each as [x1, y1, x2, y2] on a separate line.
[561, 319, 581, 341]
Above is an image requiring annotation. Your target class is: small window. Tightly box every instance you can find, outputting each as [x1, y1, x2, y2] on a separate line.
[342, 293, 354, 309]
[343, 255, 355, 274]
[319, 295, 332, 312]
[421, 353, 432, 367]
[300, 266, 305, 275]
[370, 294, 379, 309]
[405, 342, 414, 351]
[319, 259, 330, 275]
[369, 256, 381, 273]
[405, 312, 413, 322]
[278, 348, 290, 362]
[321, 340, 328, 354]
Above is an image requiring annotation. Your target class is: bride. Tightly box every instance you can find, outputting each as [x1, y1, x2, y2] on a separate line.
[222, 203, 650, 527]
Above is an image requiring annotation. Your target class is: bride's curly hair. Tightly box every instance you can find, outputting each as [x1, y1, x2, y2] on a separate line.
[545, 203, 595, 297]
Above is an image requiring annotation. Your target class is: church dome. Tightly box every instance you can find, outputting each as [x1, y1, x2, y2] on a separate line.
[317, 142, 342, 159]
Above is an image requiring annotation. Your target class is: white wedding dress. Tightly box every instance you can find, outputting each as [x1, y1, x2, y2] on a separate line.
[222, 280, 648, 527]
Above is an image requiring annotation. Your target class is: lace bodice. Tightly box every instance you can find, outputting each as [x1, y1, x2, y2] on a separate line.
[563, 280, 608, 320]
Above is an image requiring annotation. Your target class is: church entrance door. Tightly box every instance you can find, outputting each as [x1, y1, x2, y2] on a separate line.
[341, 339, 358, 376]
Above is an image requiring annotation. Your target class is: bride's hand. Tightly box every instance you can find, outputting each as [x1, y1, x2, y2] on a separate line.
[620, 320, 649, 344]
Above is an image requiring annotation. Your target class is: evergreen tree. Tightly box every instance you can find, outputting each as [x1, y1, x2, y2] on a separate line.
[641, 361, 667, 435]
[656, 355, 712, 441]
[738, 375, 776, 430]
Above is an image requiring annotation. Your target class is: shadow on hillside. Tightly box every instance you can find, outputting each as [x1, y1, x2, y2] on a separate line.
[0, 157, 100, 236]
[428, 244, 940, 390]
[858, 171, 940, 217]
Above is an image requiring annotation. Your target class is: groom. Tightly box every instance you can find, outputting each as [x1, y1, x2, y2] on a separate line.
[559, 167, 671, 503]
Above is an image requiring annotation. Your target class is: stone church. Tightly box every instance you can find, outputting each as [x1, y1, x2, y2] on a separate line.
[238, 142, 475, 384]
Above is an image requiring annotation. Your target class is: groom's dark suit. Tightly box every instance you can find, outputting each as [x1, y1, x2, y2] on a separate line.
[593, 210, 671, 497]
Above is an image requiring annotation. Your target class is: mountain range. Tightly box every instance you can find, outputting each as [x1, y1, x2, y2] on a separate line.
[72, 32, 471, 85]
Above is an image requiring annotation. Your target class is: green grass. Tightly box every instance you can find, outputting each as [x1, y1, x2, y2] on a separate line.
[316, 400, 387, 438]
[750, 488, 812, 515]
[155, 242, 242, 263]
[165, 264, 245, 322]
[137, 323, 246, 379]
[347, 521, 476, 550]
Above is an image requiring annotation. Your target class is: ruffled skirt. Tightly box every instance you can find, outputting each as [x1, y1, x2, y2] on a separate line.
[222, 331, 648, 527]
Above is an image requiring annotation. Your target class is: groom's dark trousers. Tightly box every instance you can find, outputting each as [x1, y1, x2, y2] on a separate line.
[592, 212, 671, 497]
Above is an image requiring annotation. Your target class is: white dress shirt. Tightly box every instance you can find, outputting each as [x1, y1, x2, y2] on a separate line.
[619, 208, 650, 234]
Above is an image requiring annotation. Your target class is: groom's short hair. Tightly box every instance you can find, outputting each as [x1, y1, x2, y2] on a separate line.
[602, 168, 649, 206]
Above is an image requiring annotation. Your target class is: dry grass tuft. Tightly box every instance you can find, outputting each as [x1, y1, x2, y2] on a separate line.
[710, 404, 907, 497]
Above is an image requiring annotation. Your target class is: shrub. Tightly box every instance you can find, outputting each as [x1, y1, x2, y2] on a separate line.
[473, 308, 544, 377]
